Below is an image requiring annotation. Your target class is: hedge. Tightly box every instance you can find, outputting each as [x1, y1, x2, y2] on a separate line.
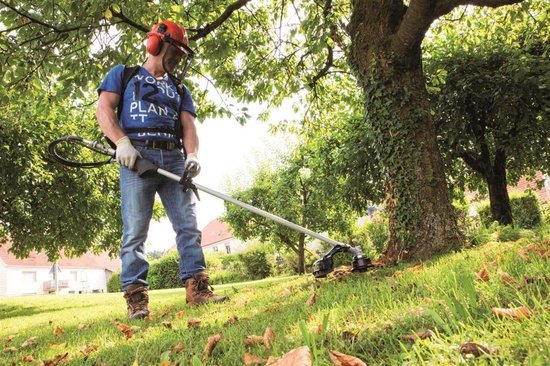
[477, 193, 542, 228]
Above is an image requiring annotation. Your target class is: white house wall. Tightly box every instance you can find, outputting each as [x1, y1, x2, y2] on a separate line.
[0, 261, 6, 297]
[2, 266, 109, 297]
[203, 238, 246, 255]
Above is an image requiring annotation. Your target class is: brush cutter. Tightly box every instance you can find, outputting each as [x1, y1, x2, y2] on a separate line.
[47, 136, 372, 277]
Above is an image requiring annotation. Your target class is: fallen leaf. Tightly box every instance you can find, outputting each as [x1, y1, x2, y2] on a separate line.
[460, 342, 493, 357]
[244, 335, 265, 347]
[306, 292, 317, 307]
[173, 343, 185, 353]
[187, 319, 201, 328]
[402, 331, 434, 342]
[407, 307, 424, 316]
[519, 244, 545, 260]
[328, 350, 367, 366]
[202, 333, 222, 362]
[476, 267, 490, 282]
[43, 353, 69, 366]
[316, 324, 323, 334]
[22, 355, 34, 362]
[20, 336, 37, 348]
[244, 352, 265, 366]
[497, 270, 516, 286]
[158, 310, 171, 318]
[162, 321, 173, 329]
[341, 330, 358, 343]
[5, 346, 17, 352]
[410, 262, 423, 272]
[78, 323, 91, 330]
[263, 327, 275, 348]
[4, 335, 15, 344]
[266, 356, 279, 365]
[116, 323, 133, 339]
[268, 346, 311, 366]
[50, 343, 64, 349]
[226, 315, 239, 324]
[492, 306, 532, 320]
[176, 311, 185, 319]
[263, 303, 281, 313]
[81, 344, 98, 356]
[54, 326, 64, 337]
[281, 288, 292, 296]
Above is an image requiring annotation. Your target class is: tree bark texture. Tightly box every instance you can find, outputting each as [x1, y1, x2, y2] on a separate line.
[348, 0, 463, 261]
[485, 150, 513, 225]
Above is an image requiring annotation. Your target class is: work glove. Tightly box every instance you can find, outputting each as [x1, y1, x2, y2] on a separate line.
[115, 136, 141, 170]
[185, 152, 201, 178]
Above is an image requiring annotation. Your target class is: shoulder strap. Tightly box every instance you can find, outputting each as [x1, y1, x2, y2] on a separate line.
[167, 74, 186, 150]
[117, 65, 141, 120]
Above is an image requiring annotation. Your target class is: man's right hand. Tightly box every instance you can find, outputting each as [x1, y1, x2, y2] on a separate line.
[115, 136, 141, 169]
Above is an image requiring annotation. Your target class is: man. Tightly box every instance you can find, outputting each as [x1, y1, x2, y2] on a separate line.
[96, 20, 227, 319]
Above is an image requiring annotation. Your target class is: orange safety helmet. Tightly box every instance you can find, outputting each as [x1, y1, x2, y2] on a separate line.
[146, 20, 189, 56]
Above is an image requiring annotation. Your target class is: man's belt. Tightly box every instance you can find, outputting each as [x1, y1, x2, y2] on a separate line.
[131, 139, 179, 151]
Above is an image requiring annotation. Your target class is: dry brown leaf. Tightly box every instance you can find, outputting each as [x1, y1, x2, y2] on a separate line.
[492, 306, 532, 320]
[43, 353, 69, 366]
[476, 267, 490, 282]
[20, 336, 37, 348]
[306, 292, 317, 307]
[402, 331, 434, 342]
[176, 311, 185, 319]
[244, 352, 266, 366]
[316, 324, 323, 334]
[266, 356, 279, 365]
[202, 333, 222, 362]
[116, 323, 133, 339]
[158, 310, 171, 318]
[519, 244, 545, 260]
[328, 350, 367, 366]
[22, 355, 34, 362]
[226, 315, 239, 324]
[162, 321, 173, 329]
[81, 344, 98, 356]
[410, 262, 423, 272]
[54, 326, 64, 337]
[263, 303, 281, 313]
[460, 342, 493, 357]
[50, 343, 64, 349]
[78, 323, 91, 330]
[173, 343, 185, 353]
[4, 335, 15, 344]
[263, 327, 275, 348]
[407, 307, 424, 316]
[268, 346, 311, 366]
[244, 335, 265, 347]
[497, 270, 517, 286]
[392, 270, 403, 278]
[187, 319, 201, 328]
[5, 346, 17, 352]
[281, 288, 292, 297]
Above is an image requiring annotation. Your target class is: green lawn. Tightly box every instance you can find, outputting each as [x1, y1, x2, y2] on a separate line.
[1, 238, 548, 365]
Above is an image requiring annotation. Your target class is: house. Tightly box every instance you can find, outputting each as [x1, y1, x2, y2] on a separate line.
[0, 240, 121, 297]
[508, 171, 549, 204]
[200, 219, 246, 254]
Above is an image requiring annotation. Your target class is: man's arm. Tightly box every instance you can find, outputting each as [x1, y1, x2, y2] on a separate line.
[96, 91, 141, 169]
[181, 111, 199, 155]
[96, 91, 126, 142]
[181, 111, 201, 177]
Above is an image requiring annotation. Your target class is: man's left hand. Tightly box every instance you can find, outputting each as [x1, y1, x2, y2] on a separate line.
[185, 153, 201, 178]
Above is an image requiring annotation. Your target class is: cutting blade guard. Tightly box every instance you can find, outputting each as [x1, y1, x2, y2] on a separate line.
[312, 244, 373, 278]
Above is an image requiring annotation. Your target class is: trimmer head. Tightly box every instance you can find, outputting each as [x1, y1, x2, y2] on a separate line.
[312, 244, 372, 278]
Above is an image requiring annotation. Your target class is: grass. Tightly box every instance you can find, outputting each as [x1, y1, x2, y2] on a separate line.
[1, 237, 549, 365]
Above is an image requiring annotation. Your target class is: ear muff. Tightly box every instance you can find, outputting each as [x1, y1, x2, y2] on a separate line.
[146, 23, 168, 56]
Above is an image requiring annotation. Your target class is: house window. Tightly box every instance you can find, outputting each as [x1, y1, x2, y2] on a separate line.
[70, 271, 78, 282]
[225, 245, 231, 254]
[80, 272, 88, 281]
[22, 271, 37, 283]
[212, 246, 218, 252]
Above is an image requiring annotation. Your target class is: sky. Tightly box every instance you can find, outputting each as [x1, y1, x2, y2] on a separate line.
[145, 116, 289, 253]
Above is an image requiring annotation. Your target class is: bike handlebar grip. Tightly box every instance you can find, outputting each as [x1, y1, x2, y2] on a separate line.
[134, 158, 159, 177]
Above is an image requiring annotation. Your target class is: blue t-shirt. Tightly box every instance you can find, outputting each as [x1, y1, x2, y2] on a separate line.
[97, 64, 196, 143]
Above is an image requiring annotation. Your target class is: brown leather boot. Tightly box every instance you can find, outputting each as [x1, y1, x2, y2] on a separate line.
[123, 284, 150, 319]
[184, 272, 229, 305]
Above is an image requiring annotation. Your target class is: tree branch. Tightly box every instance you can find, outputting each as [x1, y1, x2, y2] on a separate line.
[459, 152, 487, 176]
[189, 0, 253, 41]
[434, 0, 525, 20]
[109, 6, 148, 33]
[0, 0, 61, 31]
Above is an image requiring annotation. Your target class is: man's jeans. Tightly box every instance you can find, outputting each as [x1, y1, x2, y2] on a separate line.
[119, 146, 205, 291]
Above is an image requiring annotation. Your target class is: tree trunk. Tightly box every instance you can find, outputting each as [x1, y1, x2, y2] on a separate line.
[348, 0, 463, 262]
[297, 233, 305, 274]
[486, 150, 513, 225]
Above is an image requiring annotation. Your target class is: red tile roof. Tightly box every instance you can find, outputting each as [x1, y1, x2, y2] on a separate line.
[508, 171, 549, 203]
[201, 219, 233, 247]
[0, 240, 121, 272]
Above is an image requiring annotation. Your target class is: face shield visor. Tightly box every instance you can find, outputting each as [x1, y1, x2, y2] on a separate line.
[162, 37, 195, 81]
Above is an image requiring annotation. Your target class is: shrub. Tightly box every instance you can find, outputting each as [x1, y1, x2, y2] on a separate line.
[209, 271, 247, 285]
[477, 193, 542, 228]
[148, 251, 181, 290]
[351, 215, 389, 258]
[237, 245, 272, 279]
[107, 271, 121, 293]
[511, 193, 542, 228]
[496, 225, 522, 242]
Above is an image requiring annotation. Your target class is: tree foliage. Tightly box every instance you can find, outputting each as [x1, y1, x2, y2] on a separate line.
[223, 148, 356, 273]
